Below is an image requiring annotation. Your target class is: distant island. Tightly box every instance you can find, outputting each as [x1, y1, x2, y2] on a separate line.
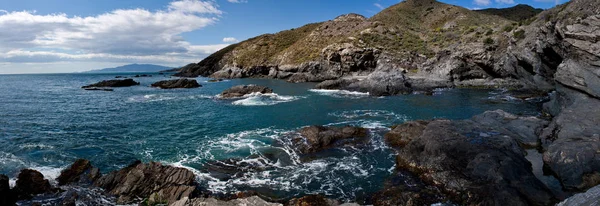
[83, 64, 179, 73]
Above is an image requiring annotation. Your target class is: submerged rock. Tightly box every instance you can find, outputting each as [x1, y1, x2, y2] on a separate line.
[82, 79, 139, 88]
[219, 85, 273, 99]
[171, 196, 281, 206]
[12, 169, 56, 200]
[151, 78, 201, 89]
[387, 111, 556, 205]
[292, 125, 368, 154]
[57, 159, 100, 186]
[94, 161, 196, 205]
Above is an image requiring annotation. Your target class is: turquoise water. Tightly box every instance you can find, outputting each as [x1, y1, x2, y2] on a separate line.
[0, 73, 542, 202]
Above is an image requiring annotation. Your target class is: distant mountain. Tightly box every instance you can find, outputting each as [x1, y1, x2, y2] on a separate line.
[84, 64, 175, 73]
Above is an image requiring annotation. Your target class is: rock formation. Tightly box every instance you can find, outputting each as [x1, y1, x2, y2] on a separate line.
[219, 85, 273, 98]
[82, 79, 140, 88]
[151, 78, 202, 89]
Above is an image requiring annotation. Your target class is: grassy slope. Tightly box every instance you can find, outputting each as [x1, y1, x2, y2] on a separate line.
[198, 0, 542, 70]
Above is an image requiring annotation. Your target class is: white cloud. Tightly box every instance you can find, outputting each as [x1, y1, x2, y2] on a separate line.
[227, 0, 248, 3]
[0, 0, 228, 73]
[222, 37, 238, 43]
[495, 0, 515, 4]
[473, 0, 491, 6]
[534, 0, 561, 5]
[374, 3, 385, 10]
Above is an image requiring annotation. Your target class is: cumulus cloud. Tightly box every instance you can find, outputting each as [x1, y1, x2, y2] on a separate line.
[0, 0, 228, 70]
[222, 37, 238, 43]
[473, 0, 491, 6]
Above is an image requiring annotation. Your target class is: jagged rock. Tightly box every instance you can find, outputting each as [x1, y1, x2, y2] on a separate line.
[219, 85, 273, 99]
[557, 185, 600, 206]
[314, 79, 358, 90]
[13, 169, 55, 200]
[471, 110, 549, 148]
[384, 120, 430, 148]
[292, 125, 368, 154]
[287, 195, 339, 206]
[390, 114, 555, 205]
[151, 79, 201, 89]
[171, 196, 281, 206]
[541, 86, 600, 191]
[57, 159, 100, 186]
[81, 79, 139, 88]
[0, 174, 16, 206]
[94, 161, 196, 205]
[372, 171, 446, 206]
[200, 158, 271, 181]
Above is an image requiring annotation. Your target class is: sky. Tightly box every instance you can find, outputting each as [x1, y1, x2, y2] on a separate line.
[0, 0, 566, 74]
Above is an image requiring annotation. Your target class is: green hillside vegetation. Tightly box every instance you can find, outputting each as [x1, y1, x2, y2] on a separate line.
[199, 0, 542, 70]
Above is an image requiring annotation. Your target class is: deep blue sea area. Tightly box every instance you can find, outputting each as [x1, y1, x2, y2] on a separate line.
[0, 73, 543, 201]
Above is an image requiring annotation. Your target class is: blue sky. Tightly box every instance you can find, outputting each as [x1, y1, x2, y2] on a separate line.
[0, 0, 566, 74]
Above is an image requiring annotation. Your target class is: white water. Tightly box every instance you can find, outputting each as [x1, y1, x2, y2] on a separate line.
[309, 89, 370, 98]
[231, 92, 303, 106]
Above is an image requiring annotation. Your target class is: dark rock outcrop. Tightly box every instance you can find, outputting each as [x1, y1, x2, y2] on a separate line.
[372, 171, 446, 206]
[314, 68, 412, 96]
[12, 169, 55, 200]
[557, 185, 600, 206]
[219, 85, 273, 99]
[0, 174, 16, 206]
[81, 79, 139, 88]
[292, 125, 368, 154]
[384, 120, 430, 148]
[94, 161, 196, 205]
[541, 86, 600, 191]
[151, 78, 201, 89]
[171, 196, 281, 206]
[57, 159, 100, 186]
[286, 195, 340, 206]
[387, 112, 556, 205]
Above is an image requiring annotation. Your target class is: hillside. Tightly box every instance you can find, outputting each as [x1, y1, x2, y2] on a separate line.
[85, 64, 174, 73]
[475, 4, 543, 22]
[175, 0, 547, 87]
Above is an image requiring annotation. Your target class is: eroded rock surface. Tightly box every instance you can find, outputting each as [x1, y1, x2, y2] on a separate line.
[219, 85, 273, 98]
[82, 79, 140, 88]
[151, 79, 201, 89]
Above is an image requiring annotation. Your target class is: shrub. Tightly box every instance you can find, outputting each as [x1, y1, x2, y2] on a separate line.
[513, 29, 526, 39]
[484, 37, 494, 45]
[503, 25, 514, 32]
[486, 29, 494, 36]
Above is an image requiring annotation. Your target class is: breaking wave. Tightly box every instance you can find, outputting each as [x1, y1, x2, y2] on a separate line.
[231, 92, 302, 106]
[309, 89, 370, 98]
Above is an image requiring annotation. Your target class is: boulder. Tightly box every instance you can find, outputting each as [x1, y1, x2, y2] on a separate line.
[292, 125, 368, 154]
[0, 174, 16, 206]
[557, 185, 600, 206]
[82, 79, 139, 88]
[12, 169, 55, 200]
[94, 161, 196, 205]
[314, 79, 358, 90]
[171, 196, 281, 206]
[471, 110, 549, 148]
[57, 159, 100, 186]
[219, 85, 273, 99]
[390, 116, 556, 205]
[151, 79, 201, 89]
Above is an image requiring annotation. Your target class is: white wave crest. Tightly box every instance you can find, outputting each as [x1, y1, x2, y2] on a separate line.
[231, 92, 302, 106]
[309, 89, 369, 98]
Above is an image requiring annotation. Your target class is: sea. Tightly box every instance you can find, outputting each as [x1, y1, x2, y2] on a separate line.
[0, 72, 546, 203]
